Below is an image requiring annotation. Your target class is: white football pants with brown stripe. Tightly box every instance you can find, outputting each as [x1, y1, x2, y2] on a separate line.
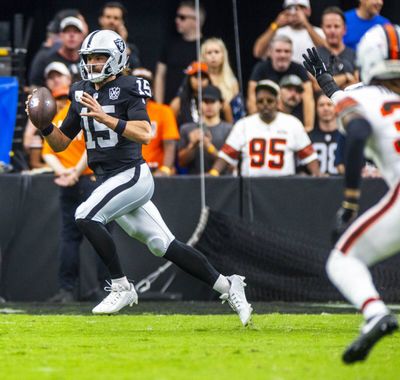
[326, 183, 400, 315]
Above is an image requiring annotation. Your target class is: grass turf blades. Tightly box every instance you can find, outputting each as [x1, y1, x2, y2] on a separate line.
[0, 313, 398, 380]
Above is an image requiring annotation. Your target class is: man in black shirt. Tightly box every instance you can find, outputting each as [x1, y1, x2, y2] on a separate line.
[247, 35, 315, 131]
[29, 16, 85, 86]
[309, 93, 340, 175]
[26, 30, 252, 325]
[154, 0, 206, 104]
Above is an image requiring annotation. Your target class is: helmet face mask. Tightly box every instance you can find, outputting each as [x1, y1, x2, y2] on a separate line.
[357, 24, 400, 85]
[79, 30, 127, 83]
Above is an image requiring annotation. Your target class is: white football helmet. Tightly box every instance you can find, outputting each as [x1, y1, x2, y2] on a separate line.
[357, 23, 400, 85]
[79, 30, 128, 83]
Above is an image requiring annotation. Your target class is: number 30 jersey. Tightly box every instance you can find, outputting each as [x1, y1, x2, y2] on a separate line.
[219, 112, 317, 176]
[335, 86, 400, 188]
[60, 75, 151, 176]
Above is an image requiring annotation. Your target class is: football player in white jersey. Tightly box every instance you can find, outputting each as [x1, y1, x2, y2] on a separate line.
[209, 80, 320, 177]
[303, 24, 400, 364]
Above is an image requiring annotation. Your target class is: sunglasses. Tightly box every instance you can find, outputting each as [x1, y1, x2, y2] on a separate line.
[176, 13, 196, 21]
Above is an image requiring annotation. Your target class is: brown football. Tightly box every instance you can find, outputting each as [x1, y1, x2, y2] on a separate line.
[27, 87, 57, 130]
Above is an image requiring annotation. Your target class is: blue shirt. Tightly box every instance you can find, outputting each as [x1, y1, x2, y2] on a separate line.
[343, 9, 389, 50]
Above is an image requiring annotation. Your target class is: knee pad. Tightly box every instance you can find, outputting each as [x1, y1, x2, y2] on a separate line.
[147, 236, 173, 257]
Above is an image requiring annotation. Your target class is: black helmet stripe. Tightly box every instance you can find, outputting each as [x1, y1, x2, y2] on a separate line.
[86, 30, 101, 49]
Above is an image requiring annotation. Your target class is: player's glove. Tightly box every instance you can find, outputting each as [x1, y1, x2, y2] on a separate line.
[331, 199, 359, 245]
[302, 47, 340, 98]
[302, 47, 329, 78]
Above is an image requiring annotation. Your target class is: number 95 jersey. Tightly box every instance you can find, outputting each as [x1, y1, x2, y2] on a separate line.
[219, 112, 317, 176]
[60, 75, 151, 176]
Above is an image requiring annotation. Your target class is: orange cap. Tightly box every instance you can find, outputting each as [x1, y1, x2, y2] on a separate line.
[52, 86, 69, 99]
[184, 61, 208, 76]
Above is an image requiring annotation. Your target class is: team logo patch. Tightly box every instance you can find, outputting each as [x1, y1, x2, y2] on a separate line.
[75, 90, 83, 102]
[109, 87, 120, 100]
[114, 38, 125, 53]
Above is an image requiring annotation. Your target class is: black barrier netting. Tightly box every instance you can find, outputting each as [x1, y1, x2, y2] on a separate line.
[194, 209, 400, 303]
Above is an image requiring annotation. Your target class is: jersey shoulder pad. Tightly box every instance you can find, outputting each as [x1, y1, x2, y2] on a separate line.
[335, 96, 362, 118]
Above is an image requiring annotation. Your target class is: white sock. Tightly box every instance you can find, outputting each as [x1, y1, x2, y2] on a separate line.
[326, 250, 382, 310]
[363, 300, 389, 320]
[213, 275, 231, 294]
[111, 276, 130, 290]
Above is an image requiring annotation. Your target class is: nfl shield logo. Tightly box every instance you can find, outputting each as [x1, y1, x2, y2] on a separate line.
[109, 87, 120, 100]
[114, 38, 125, 53]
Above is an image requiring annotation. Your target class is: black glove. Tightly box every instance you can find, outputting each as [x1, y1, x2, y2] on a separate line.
[302, 47, 329, 78]
[331, 202, 358, 245]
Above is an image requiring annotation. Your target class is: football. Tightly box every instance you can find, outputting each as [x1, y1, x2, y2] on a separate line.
[27, 87, 57, 129]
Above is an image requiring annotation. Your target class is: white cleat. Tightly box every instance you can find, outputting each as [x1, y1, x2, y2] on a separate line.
[220, 275, 253, 326]
[92, 282, 138, 315]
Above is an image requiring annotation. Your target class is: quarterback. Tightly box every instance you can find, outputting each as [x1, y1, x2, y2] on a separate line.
[26, 30, 252, 325]
[303, 24, 400, 364]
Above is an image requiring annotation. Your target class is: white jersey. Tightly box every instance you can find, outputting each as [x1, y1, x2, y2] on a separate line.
[335, 86, 400, 188]
[219, 112, 317, 176]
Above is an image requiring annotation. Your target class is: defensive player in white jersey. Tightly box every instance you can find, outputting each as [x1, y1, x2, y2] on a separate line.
[209, 80, 320, 177]
[303, 24, 400, 364]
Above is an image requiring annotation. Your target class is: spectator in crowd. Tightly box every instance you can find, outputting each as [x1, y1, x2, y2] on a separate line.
[316, 7, 359, 91]
[132, 68, 180, 176]
[247, 35, 315, 131]
[278, 74, 304, 122]
[98, 2, 140, 70]
[253, 0, 325, 64]
[24, 62, 72, 168]
[170, 61, 210, 127]
[178, 85, 231, 174]
[42, 85, 108, 303]
[210, 80, 320, 177]
[154, 0, 206, 104]
[201, 37, 240, 120]
[309, 93, 340, 175]
[344, 0, 389, 50]
[28, 9, 88, 90]
[29, 16, 86, 86]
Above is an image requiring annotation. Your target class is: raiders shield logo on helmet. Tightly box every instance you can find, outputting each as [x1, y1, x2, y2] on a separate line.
[114, 38, 125, 53]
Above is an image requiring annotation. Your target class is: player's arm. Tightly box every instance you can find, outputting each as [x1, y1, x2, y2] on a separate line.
[331, 106, 372, 243]
[79, 92, 152, 145]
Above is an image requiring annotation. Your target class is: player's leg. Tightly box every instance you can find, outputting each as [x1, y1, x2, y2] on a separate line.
[326, 184, 400, 363]
[116, 200, 253, 326]
[75, 164, 154, 313]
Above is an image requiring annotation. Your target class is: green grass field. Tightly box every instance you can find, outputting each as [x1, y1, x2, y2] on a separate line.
[0, 310, 399, 380]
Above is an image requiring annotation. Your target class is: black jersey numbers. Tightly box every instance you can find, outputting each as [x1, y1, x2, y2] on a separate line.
[81, 105, 119, 149]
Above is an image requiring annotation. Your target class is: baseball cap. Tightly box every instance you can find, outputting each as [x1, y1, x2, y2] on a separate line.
[202, 85, 223, 101]
[184, 61, 209, 76]
[255, 80, 280, 96]
[279, 75, 304, 92]
[283, 0, 310, 9]
[44, 61, 71, 78]
[52, 85, 69, 99]
[60, 16, 84, 33]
